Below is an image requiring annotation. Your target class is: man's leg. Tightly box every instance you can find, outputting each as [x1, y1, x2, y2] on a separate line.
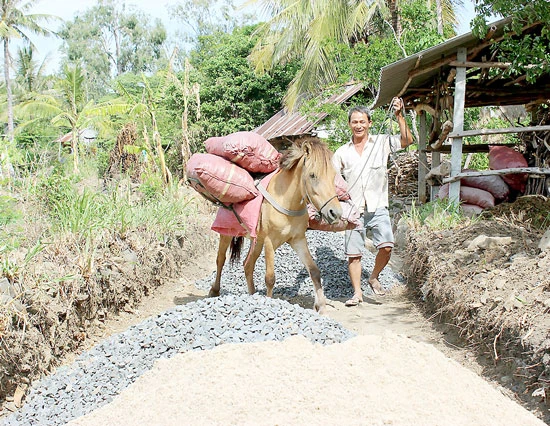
[348, 255, 363, 300]
[368, 247, 391, 295]
[366, 207, 394, 296]
[344, 224, 365, 306]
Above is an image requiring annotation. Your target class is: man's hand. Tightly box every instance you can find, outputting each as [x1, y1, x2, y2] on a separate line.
[391, 97, 404, 117]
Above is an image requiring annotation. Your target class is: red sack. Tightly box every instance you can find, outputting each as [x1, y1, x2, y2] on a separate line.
[438, 183, 495, 209]
[308, 200, 361, 232]
[461, 169, 509, 200]
[186, 153, 258, 204]
[488, 145, 528, 193]
[205, 131, 281, 173]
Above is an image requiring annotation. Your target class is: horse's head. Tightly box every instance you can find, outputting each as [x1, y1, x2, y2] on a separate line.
[281, 137, 342, 224]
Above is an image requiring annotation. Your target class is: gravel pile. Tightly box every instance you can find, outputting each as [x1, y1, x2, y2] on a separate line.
[4, 295, 355, 426]
[195, 230, 404, 299]
[4, 230, 403, 426]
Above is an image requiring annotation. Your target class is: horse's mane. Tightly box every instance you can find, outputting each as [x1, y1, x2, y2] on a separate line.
[279, 136, 333, 172]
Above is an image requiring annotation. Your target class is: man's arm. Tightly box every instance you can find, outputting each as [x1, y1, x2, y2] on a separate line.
[392, 97, 414, 148]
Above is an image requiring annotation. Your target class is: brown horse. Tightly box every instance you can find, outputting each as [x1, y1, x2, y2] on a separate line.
[208, 137, 343, 314]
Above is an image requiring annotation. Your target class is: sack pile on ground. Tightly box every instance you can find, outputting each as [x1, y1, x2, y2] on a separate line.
[438, 145, 528, 214]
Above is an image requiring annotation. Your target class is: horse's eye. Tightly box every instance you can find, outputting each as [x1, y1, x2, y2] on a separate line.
[309, 173, 317, 179]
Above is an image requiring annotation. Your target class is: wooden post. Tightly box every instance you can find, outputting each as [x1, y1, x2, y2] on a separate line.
[418, 111, 428, 203]
[449, 47, 466, 203]
[430, 151, 441, 201]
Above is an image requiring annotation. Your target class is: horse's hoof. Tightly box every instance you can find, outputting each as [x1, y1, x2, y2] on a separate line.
[315, 304, 327, 315]
[208, 289, 219, 298]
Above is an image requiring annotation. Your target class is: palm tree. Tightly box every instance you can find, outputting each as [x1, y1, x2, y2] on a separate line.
[248, 0, 461, 110]
[0, 0, 58, 142]
[14, 44, 49, 97]
[17, 63, 125, 174]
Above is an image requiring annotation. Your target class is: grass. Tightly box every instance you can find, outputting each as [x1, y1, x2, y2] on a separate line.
[404, 198, 478, 231]
[0, 165, 198, 303]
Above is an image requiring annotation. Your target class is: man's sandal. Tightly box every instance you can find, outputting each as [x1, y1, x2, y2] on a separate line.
[345, 296, 363, 307]
[368, 279, 386, 296]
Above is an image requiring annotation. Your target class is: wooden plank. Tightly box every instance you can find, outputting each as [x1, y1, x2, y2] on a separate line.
[449, 125, 550, 138]
[418, 112, 428, 203]
[443, 168, 550, 184]
[449, 47, 466, 204]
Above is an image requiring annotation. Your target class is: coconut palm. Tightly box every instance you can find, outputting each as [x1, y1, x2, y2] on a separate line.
[248, 0, 461, 110]
[0, 0, 58, 142]
[14, 44, 49, 96]
[17, 63, 126, 174]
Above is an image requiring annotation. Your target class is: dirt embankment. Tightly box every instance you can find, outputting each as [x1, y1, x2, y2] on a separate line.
[0, 198, 219, 412]
[404, 196, 550, 422]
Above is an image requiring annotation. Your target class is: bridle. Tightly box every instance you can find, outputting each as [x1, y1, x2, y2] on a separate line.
[256, 155, 337, 220]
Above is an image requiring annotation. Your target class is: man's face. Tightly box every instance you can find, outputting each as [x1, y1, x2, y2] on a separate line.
[348, 111, 372, 139]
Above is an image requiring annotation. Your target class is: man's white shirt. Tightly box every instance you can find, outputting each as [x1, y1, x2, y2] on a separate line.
[332, 134, 401, 213]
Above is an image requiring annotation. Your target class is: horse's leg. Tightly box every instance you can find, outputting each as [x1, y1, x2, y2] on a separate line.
[208, 235, 232, 297]
[243, 238, 264, 295]
[263, 238, 276, 297]
[289, 237, 327, 314]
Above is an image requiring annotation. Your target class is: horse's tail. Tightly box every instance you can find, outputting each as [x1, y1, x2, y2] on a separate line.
[229, 237, 243, 264]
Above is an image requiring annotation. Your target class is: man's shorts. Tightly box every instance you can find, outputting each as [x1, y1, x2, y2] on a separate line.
[344, 207, 394, 256]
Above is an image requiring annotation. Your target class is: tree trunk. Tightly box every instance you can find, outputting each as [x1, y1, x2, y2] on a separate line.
[388, 0, 401, 37]
[71, 130, 80, 174]
[151, 114, 170, 185]
[3, 38, 14, 142]
[436, 0, 444, 35]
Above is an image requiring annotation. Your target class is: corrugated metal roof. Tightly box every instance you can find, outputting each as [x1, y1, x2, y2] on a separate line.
[255, 83, 364, 141]
[370, 17, 512, 110]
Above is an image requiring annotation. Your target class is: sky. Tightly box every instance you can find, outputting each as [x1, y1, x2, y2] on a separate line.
[23, 0, 478, 74]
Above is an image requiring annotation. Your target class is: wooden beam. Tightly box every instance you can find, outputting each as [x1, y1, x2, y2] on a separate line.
[448, 60, 512, 68]
[449, 125, 550, 138]
[443, 168, 550, 184]
[425, 143, 518, 153]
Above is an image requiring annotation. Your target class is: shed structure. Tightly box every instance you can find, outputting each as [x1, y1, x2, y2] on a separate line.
[255, 83, 365, 151]
[371, 17, 550, 203]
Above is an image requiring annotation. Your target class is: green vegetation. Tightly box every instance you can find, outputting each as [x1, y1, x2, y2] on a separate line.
[404, 198, 478, 231]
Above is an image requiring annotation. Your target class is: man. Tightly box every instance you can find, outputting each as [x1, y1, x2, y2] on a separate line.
[332, 97, 413, 306]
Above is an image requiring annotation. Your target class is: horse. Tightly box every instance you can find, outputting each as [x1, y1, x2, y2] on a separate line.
[208, 136, 343, 314]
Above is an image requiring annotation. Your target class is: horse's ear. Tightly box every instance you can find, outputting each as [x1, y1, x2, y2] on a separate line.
[302, 139, 312, 156]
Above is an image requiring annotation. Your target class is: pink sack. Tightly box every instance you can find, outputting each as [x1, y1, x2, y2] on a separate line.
[438, 183, 495, 209]
[205, 131, 281, 173]
[488, 145, 528, 193]
[461, 169, 510, 200]
[308, 200, 361, 232]
[186, 153, 258, 204]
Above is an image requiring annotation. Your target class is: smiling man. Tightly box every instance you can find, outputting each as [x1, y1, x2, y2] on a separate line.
[332, 97, 413, 306]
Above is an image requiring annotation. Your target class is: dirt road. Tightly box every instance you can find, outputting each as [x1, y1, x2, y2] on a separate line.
[61, 252, 545, 426]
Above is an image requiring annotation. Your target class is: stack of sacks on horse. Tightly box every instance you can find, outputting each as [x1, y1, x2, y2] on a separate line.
[186, 133, 348, 314]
